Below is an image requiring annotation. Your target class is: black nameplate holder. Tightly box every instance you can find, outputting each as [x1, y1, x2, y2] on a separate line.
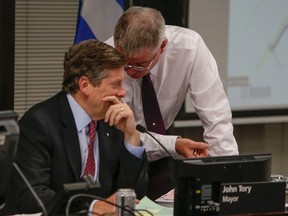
[219, 181, 286, 215]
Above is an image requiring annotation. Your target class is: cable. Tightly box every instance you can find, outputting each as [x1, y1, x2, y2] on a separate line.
[66, 194, 154, 216]
[134, 209, 154, 216]
[13, 162, 48, 216]
[136, 124, 176, 159]
[65, 193, 133, 216]
[0, 202, 5, 210]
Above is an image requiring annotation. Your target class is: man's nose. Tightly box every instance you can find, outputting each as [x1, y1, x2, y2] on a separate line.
[118, 86, 126, 98]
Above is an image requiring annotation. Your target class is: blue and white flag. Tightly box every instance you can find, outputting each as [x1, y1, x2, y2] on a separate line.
[74, 0, 124, 44]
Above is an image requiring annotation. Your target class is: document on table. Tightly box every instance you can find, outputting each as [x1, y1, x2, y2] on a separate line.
[136, 196, 173, 216]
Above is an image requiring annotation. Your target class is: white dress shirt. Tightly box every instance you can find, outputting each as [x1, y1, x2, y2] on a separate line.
[106, 25, 239, 161]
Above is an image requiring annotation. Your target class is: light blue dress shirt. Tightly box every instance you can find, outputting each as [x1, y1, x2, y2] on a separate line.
[67, 94, 145, 182]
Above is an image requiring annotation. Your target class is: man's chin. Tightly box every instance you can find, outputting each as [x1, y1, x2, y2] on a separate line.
[128, 73, 144, 80]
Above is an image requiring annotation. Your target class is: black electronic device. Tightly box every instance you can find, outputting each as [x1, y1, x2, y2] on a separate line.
[173, 153, 272, 216]
[0, 111, 19, 210]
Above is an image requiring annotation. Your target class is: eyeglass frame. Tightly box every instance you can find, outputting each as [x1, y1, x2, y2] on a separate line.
[124, 51, 158, 72]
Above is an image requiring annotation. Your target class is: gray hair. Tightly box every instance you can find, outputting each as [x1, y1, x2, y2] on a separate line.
[62, 39, 126, 94]
[114, 6, 166, 57]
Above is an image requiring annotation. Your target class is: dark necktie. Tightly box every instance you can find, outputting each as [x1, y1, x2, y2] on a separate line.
[83, 120, 96, 177]
[142, 74, 173, 201]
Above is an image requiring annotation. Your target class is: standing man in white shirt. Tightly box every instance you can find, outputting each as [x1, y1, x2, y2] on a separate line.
[106, 6, 239, 200]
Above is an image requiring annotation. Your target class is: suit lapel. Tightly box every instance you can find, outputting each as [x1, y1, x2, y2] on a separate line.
[97, 122, 116, 181]
[58, 92, 82, 180]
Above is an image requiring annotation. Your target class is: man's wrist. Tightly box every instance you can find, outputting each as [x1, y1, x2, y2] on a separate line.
[124, 130, 141, 147]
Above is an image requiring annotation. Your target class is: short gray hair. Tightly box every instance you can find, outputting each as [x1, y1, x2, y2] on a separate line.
[114, 6, 166, 57]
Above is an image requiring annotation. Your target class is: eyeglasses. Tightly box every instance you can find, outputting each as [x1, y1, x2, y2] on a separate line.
[124, 52, 157, 72]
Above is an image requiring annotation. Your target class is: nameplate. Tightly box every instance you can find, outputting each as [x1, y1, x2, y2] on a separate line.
[219, 181, 286, 215]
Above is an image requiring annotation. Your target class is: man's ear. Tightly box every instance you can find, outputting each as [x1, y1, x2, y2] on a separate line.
[160, 38, 168, 54]
[78, 76, 90, 96]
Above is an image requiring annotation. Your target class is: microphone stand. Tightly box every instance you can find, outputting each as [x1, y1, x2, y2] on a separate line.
[136, 124, 176, 160]
[13, 162, 48, 216]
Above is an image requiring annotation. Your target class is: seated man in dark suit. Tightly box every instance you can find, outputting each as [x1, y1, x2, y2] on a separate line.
[12, 39, 147, 215]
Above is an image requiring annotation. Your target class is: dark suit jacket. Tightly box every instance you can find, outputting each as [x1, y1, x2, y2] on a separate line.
[13, 91, 147, 214]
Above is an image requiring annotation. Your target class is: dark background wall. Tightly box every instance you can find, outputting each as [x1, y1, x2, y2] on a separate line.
[124, 0, 188, 27]
[0, 0, 15, 111]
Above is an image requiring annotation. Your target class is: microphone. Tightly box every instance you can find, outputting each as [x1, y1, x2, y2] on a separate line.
[63, 174, 100, 192]
[136, 124, 176, 159]
[13, 162, 48, 216]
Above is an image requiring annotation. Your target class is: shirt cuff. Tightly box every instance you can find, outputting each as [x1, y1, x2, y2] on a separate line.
[141, 132, 180, 161]
[124, 141, 145, 159]
[88, 199, 98, 216]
